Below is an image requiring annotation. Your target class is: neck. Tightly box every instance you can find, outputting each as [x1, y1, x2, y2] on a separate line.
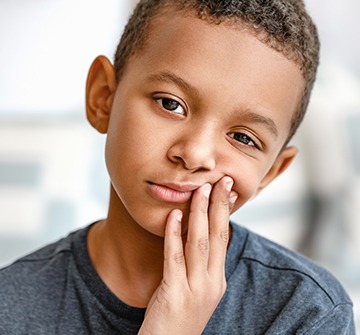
[88, 188, 165, 308]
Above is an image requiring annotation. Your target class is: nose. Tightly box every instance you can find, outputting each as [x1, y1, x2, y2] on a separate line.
[167, 125, 217, 172]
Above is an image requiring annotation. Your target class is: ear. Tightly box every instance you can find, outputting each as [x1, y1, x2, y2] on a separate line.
[255, 146, 298, 195]
[86, 55, 117, 134]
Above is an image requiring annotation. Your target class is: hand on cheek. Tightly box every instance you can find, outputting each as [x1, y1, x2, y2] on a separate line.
[139, 177, 238, 335]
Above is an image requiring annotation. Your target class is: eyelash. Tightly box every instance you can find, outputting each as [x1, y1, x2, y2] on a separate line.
[155, 97, 185, 115]
[228, 132, 259, 149]
[154, 96, 260, 150]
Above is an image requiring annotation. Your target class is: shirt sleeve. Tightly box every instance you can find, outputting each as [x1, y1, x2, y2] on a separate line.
[305, 303, 355, 335]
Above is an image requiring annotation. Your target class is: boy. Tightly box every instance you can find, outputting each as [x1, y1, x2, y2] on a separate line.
[0, 0, 355, 334]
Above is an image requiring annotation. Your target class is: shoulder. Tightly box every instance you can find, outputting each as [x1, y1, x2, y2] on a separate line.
[0, 226, 89, 331]
[0, 227, 78, 280]
[218, 223, 355, 334]
[230, 222, 352, 305]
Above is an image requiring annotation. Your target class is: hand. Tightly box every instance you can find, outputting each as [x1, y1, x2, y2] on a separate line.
[138, 176, 238, 335]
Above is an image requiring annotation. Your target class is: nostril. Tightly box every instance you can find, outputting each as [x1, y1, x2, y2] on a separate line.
[167, 136, 217, 171]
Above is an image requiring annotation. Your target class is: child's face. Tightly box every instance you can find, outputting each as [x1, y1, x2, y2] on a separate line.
[90, 13, 304, 237]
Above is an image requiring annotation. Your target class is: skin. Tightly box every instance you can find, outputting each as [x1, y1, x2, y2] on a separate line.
[85, 10, 305, 335]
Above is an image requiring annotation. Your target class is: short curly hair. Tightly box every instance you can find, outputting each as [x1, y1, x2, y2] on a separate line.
[114, 0, 320, 143]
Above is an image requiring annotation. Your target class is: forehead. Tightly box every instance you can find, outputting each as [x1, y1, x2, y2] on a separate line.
[125, 11, 305, 142]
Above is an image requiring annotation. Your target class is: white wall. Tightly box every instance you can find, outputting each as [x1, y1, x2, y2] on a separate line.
[0, 0, 130, 115]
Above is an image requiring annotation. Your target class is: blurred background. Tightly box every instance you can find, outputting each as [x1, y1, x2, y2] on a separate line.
[0, 0, 359, 331]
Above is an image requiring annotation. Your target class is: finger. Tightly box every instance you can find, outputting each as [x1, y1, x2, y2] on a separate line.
[208, 176, 235, 277]
[163, 209, 187, 283]
[229, 191, 239, 213]
[185, 183, 212, 280]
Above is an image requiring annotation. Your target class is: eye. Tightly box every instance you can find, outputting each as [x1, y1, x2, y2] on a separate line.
[229, 132, 258, 149]
[155, 98, 185, 115]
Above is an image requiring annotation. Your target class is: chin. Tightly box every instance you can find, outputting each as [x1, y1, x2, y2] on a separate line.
[135, 211, 172, 238]
[139, 205, 190, 239]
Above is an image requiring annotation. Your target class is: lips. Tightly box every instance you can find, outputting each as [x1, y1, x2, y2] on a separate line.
[147, 182, 198, 203]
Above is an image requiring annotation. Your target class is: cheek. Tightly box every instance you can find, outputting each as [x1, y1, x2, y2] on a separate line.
[105, 110, 151, 169]
[228, 167, 264, 212]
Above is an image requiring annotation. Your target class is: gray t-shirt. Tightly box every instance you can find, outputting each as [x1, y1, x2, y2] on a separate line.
[0, 222, 355, 334]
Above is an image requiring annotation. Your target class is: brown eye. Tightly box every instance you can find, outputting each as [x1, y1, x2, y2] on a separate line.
[162, 98, 179, 111]
[155, 98, 185, 115]
[233, 133, 254, 146]
[229, 132, 258, 148]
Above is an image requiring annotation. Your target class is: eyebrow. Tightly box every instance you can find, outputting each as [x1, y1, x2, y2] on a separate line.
[241, 110, 279, 138]
[147, 71, 201, 99]
[147, 71, 278, 138]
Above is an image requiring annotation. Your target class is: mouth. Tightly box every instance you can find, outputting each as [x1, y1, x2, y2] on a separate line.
[147, 182, 199, 203]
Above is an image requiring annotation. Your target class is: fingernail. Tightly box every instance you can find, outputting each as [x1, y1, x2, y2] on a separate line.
[176, 211, 183, 222]
[225, 177, 234, 192]
[202, 183, 212, 198]
[229, 191, 238, 204]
